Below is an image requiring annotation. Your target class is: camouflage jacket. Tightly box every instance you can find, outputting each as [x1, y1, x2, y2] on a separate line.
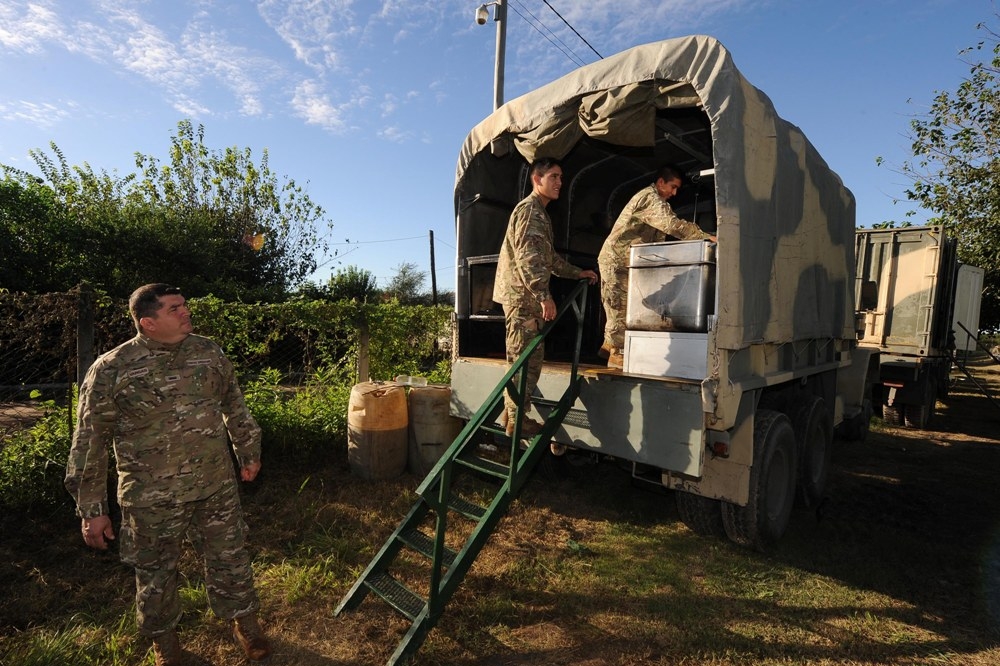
[492, 192, 583, 307]
[65, 333, 261, 518]
[597, 184, 711, 269]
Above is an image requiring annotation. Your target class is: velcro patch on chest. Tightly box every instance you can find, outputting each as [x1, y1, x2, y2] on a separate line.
[127, 368, 149, 378]
[186, 358, 212, 366]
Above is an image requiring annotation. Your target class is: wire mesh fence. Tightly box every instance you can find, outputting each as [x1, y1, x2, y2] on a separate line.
[0, 287, 453, 442]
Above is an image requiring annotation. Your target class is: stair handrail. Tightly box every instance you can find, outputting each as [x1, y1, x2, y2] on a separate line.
[954, 320, 1000, 365]
[416, 277, 590, 497]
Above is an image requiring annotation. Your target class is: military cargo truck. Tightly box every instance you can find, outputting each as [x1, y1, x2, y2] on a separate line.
[855, 226, 984, 428]
[448, 35, 875, 550]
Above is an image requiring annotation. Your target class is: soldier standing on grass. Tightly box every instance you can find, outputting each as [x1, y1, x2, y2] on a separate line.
[492, 157, 598, 436]
[64, 283, 271, 666]
[597, 165, 715, 369]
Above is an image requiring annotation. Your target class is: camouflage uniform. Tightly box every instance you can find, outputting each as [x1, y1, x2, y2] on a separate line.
[597, 184, 711, 353]
[65, 333, 262, 637]
[493, 192, 584, 421]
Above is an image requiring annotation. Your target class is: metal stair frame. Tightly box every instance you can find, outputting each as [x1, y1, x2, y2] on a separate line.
[334, 279, 590, 665]
[951, 320, 1000, 410]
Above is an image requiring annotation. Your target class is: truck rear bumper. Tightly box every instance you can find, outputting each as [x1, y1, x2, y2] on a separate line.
[450, 358, 706, 476]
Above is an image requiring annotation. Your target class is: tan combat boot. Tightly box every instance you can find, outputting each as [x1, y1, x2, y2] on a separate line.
[233, 614, 272, 662]
[499, 409, 543, 437]
[152, 630, 182, 666]
[504, 414, 543, 437]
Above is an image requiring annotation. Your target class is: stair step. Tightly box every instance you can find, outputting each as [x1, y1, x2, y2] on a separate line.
[398, 527, 457, 567]
[448, 495, 487, 521]
[455, 449, 510, 479]
[365, 570, 425, 621]
[479, 423, 508, 437]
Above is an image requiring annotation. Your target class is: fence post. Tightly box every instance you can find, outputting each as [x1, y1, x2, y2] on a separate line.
[357, 319, 370, 383]
[77, 283, 96, 386]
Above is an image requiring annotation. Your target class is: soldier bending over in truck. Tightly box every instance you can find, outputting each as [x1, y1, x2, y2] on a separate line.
[597, 165, 715, 369]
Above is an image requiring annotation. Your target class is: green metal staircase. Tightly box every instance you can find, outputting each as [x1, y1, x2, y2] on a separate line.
[334, 280, 590, 665]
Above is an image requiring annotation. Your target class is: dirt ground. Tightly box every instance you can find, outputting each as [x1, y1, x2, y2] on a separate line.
[2, 357, 1000, 665]
[0, 402, 43, 437]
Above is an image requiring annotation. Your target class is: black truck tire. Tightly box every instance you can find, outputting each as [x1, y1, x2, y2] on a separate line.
[722, 410, 797, 551]
[676, 491, 726, 538]
[792, 395, 832, 509]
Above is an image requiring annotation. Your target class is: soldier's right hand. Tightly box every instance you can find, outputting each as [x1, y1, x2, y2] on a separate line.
[541, 298, 557, 321]
[81, 515, 115, 550]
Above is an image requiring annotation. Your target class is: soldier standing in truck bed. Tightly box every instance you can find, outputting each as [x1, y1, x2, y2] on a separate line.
[493, 158, 598, 435]
[65, 283, 271, 666]
[597, 165, 715, 369]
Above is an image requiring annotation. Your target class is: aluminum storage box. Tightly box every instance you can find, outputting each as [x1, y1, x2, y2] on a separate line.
[626, 240, 716, 332]
[624, 331, 709, 379]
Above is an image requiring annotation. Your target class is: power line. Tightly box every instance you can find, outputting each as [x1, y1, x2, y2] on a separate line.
[509, 0, 588, 68]
[508, 0, 588, 68]
[541, 1, 602, 59]
[329, 234, 425, 246]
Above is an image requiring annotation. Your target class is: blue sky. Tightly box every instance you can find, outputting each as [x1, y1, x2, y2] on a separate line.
[0, 0, 994, 294]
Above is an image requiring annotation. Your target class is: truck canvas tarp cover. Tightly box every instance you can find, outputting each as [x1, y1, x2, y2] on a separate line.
[454, 34, 856, 352]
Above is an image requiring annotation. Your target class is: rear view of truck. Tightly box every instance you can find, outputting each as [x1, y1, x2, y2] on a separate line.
[856, 226, 984, 428]
[450, 35, 873, 550]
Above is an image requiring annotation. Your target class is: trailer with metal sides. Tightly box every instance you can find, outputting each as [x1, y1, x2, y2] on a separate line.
[855, 225, 984, 428]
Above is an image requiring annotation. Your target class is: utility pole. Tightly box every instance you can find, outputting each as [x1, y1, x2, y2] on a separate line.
[476, 0, 507, 110]
[429, 230, 438, 305]
[492, 0, 506, 110]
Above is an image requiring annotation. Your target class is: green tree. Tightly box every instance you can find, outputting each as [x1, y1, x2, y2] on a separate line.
[0, 178, 70, 292]
[293, 266, 380, 302]
[327, 265, 380, 302]
[892, 18, 1000, 329]
[1, 121, 332, 301]
[384, 262, 428, 304]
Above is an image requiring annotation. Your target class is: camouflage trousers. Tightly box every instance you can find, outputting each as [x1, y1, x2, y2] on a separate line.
[119, 480, 259, 636]
[502, 302, 544, 421]
[598, 260, 630, 353]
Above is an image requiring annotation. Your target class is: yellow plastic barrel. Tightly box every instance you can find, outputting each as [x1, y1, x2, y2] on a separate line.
[347, 381, 408, 480]
[407, 384, 463, 477]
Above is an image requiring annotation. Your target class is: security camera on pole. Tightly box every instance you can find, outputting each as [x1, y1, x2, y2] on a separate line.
[475, 0, 506, 110]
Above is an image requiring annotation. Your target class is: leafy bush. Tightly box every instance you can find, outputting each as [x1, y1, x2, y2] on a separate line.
[0, 396, 74, 512]
[243, 366, 353, 465]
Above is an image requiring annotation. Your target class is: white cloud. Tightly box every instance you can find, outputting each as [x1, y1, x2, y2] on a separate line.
[1, 0, 764, 142]
[292, 79, 346, 132]
[381, 94, 397, 116]
[0, 1, 65, 53]
[257, 0, 357, 72]
[377, 125, 412, 143]
[0, 99, 77, 128]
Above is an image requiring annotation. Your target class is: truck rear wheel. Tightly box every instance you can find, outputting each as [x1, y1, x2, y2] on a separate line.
[792, 396, 832, 508]
[882, 403, 903, 426]
[722, 410, 797, 551]
[904, 402, 932, 429]
[904, 376, 936, 429]
[676, 491, 725, 537]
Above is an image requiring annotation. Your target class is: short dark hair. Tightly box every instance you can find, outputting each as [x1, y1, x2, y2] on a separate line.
[656, 164, 684, 185]
[530, 157, 562, 179]
[129, 283, 182, 332]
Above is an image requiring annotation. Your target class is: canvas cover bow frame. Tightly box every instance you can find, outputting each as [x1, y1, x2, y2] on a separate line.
[454, 35, 856, 352]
